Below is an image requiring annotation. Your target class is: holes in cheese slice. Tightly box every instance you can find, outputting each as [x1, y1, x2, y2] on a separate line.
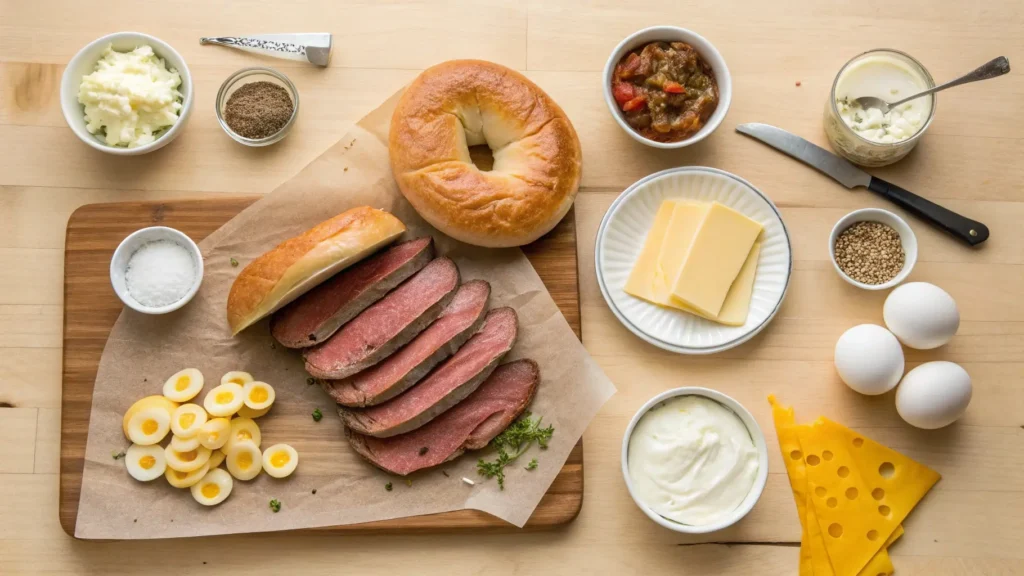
[814, 486, 827, 498]
[827, 497, 838, 508]
[806, 454, 821, 466]
[823, 450, 834, 461]
[828, 523, 844, 538]
[846, 487, 859, 500]
[878, 462, 895, 479]
[790, 449, 803, 460]
[878, 505, 892, 517]
[867, 529, 879, 541]
[872, 488, 885, 501]
[853, 437, 864, 448]
[837, 465, 851, 478]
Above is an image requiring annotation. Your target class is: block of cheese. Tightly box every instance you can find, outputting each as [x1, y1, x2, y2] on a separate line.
[623, 201, 760, 326]
[670, 202, 763, 317]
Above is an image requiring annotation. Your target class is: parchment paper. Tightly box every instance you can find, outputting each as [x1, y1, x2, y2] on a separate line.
[74, 91, 617, 539]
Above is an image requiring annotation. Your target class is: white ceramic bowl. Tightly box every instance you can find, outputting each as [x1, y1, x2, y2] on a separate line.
[110, 226, 203, 314]
[596, 167, 792, 354]
[829, 208, 917, 291]
[603, 26, 732, 149]
[622, 387, 769, 534]
[60, 32, 194, 155]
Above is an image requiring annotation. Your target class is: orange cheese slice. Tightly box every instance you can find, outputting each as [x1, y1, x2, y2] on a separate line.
[797, 417, 940, 576]
[769, 397, 910, 576]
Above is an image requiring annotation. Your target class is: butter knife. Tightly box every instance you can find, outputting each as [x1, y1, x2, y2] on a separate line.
[200, 33, 332, 67]
[736, 123, 989, 246]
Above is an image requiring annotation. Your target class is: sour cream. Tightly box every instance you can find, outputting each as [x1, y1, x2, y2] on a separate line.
[835, 54, 932, 144]
[627, 395, 758, 526]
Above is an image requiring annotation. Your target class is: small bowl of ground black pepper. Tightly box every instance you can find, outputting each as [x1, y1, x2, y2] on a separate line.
[216, 67, 298, 146]
[829, 208, 917, 291]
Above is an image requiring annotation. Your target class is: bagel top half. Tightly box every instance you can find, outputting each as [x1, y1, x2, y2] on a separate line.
[388, 60, 582, 248]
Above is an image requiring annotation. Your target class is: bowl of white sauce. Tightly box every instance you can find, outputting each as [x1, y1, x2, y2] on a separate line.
[823, 49, 936, 167]
[622, 387, 769, 533]
[61, 32, 193, 155]
[110, 226, 203, 314]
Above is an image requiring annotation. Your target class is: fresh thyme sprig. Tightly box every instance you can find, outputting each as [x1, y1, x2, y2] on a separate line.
[476, 413, 553, 490]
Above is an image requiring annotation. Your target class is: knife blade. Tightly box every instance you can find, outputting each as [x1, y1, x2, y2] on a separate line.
[736, 123, 989, 246]
[200, 33, 332, 67]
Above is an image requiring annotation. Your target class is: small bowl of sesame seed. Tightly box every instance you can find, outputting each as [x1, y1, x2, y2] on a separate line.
[215, 67, 298, 146]
[829, 208, 917, 291]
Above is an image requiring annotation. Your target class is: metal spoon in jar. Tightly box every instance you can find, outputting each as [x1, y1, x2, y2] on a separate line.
[853, 56, 1010, 114]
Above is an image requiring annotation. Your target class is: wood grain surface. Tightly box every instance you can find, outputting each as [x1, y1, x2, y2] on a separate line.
[61, 198, 582, 536]
[3, 0, 1023, 574]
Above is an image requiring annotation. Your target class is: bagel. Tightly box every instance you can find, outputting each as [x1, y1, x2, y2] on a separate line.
[389, 60, 582, 248]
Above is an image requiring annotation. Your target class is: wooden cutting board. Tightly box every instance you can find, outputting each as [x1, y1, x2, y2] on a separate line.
[61, 198, 583, 537]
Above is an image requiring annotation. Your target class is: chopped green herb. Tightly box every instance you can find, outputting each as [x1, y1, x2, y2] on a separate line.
[418, 447, 429, 456]
[441, 470, 450, 478]
[385, 482, 393, 491]
[476, 413, 554, 490]
[526, 458, 538, 471]
[306, 377, 316, 386]
[312, 408, 323, 422]
[269, 499, 281, 513]
[230, 257, 239, 267]
[112, 449, 126, 460]
[404, 478, 413, 487]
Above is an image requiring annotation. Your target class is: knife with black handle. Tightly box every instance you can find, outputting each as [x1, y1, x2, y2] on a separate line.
[736, 123, 989, 246]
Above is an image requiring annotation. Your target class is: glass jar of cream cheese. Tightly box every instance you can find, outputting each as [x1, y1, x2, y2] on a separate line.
[824, 49, 936, 167]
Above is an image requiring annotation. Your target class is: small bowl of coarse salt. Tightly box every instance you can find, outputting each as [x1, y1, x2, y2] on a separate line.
[110, 226, 204, 314]
[829, 208, 917, 291]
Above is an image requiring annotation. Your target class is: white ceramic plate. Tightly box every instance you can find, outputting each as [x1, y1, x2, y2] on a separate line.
[596, 167, 792, 354]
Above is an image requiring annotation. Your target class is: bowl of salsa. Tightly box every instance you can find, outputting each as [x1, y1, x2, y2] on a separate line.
[603, 27, 731, 149]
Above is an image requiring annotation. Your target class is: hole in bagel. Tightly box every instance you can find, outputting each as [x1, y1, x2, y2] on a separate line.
[468, 145, 494, 172]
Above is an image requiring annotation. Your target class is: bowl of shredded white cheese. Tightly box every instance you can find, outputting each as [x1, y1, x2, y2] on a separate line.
[61, 32, 193, 155]
[110, 226, 203, 314]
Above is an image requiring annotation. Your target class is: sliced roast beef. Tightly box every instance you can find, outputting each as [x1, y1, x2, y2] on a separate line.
[347, 359, 540, 475]
[304, 257, 459, 379]
[324, 280, 491, 407]
[341, 307, 518, 437]
[270, 237, 433, 349]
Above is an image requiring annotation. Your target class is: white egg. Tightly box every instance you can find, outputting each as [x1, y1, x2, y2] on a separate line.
[834, 324, 905, 395]
[203, 383, 245, 417]
[884, 282, 960, 349]
[125, 444, 166, 482]
[896, 361, 972, 429]
[191, 468, 234, 506]
[262, 444, 299, 479]
[220, 370, 254, 386]
[243, 381, 275, 411]
[170, 434, 201, 452]
[208, 449, 227, 469]
[198, 417, 232, 450]
[164, 444, 212, 473]
[162, 368, 205, 403]
[225, 417, 262, 452]
[165, 462, 210, 488]
[226, 440, 263, 481]
[127, 407, 172, 445]
[170, 403, 207, 438]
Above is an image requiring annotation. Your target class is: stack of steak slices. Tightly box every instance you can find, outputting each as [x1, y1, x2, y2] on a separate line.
[272, 236, 540, 476]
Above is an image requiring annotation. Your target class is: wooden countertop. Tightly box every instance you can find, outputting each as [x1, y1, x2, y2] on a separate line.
[1, 1, 1021, 573]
